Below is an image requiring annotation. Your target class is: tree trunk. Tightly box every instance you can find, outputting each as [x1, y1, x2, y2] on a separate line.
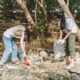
[16, 0, 35, 26]
[34, 3, 37, 23]
[35, 0, 48, 21]
[57, 0, 80, 41]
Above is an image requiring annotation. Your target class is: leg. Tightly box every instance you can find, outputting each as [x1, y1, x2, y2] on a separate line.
[0, 36, 12, 66]
[65, 38, 70, 63]
[63, 32, 70, 63]
[11, 39, 17, 63]
[68, 33, 76, 59]
[65, 33, 76, 69]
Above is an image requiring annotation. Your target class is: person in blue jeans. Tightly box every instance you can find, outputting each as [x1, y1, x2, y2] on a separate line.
[0, 25, 26, 68]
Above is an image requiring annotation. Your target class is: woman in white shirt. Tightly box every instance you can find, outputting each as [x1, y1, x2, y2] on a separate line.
[0, 25, 26, 68]
[58, 14, 77, 69]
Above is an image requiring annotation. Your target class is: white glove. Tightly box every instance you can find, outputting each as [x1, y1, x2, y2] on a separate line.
[57, 39, 62, 44]
[59, 39, 65, 44]
[23, 52, 26, 58]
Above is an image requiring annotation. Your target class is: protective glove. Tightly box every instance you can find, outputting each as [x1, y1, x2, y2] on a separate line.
[59, 39, 65, 45]
[23, 52, 26, 58]
[57, 39, 62, 44]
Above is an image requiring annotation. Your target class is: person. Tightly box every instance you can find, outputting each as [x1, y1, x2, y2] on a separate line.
[0, 25, 26, 69]
[57, 13, 77, 69]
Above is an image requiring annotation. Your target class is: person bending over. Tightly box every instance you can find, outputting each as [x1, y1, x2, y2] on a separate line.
[0, 25, 26, 68]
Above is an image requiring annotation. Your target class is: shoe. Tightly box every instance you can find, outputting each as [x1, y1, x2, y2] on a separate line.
[65, 64, 74, 70]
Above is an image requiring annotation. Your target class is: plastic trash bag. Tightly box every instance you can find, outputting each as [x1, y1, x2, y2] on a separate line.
[53, 41, 66, 60]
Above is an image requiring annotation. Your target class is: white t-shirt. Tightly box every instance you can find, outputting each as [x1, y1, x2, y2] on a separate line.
[4, 26, 25, 38]
[64, 17, 77, 33]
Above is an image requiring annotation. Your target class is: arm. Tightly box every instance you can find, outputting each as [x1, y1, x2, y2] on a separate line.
[64, 30, 72, 40]
[59, 29, 63, 39]
[20, 37, 26, 53]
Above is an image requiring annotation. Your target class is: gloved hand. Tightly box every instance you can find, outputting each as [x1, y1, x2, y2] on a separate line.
[23, 52, 26, 58]
[59, 39, 65, 44]
[57, 39, 62, 44]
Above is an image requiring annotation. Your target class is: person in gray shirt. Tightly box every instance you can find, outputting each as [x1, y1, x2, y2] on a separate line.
[0, 25, 26, 69]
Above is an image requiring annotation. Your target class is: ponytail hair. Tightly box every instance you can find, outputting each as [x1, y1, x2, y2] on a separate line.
[60, 14, 65, 30]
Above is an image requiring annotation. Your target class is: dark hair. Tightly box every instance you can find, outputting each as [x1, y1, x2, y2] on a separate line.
[60, 14, 65, 30]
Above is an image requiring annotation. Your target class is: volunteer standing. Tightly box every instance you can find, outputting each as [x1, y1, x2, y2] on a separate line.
[58, 13, 77, 69]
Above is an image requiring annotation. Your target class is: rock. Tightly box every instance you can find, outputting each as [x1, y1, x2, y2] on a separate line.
[39, 62, 54, 69]
[44, 76, 59, 80]
[28, 49, 33, 54]
[43, 56, 48, 61]
[16, 78, 26, 80]
[49, 76, 59, 80]
[34, 55, 43, 62]
[75, 57, 80, 65]
[20, 72, 30, 76]
[40, 51, 48, 57]
[0, 71, 2, 76]
[44, 78, 49, 80]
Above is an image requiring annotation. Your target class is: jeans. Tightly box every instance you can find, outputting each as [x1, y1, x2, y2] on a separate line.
[0, 35, 17, 66]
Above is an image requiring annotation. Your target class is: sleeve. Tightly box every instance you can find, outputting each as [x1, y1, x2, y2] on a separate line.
[67, 18, 73, 30]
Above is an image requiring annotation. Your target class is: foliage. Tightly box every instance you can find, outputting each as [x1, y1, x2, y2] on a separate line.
[70, 0, 80, 13]
[0, 0, 80, 23]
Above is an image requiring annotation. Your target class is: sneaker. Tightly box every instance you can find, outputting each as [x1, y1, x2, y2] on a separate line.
[65, 64, 74, 70]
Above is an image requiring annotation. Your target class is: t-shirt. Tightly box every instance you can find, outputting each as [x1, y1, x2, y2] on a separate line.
[3, 26, 25, 38]
[64, 17, 77, 33]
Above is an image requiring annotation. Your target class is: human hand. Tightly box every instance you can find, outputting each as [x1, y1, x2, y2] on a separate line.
[57, 39, 62, 44]
[59, 39, 65, 44]
[23, 52, 26, 58]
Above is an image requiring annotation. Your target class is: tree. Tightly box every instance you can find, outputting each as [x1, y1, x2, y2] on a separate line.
[34, 0, 48, 21]
[16, 0, 35, 26]
[57, 0, 80, 41]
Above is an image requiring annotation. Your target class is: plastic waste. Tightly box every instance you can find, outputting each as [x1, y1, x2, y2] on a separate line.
[24, 57, 30, 65]
[6, 65, 18, 70]
[34, 55, 43, 62]
[53, 41, 66, 60]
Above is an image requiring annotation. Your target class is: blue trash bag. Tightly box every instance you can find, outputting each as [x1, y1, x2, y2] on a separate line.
[19, 52, 23, 59]
[17, 46, 23, 59]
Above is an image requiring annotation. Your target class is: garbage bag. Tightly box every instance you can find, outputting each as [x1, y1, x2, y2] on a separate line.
[53, 41, 66, 60]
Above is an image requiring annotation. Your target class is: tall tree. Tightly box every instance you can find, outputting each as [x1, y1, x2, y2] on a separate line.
[34, 0, 48, 21]
[57, 0, 80, 41]
[16, 0, 35, 26]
